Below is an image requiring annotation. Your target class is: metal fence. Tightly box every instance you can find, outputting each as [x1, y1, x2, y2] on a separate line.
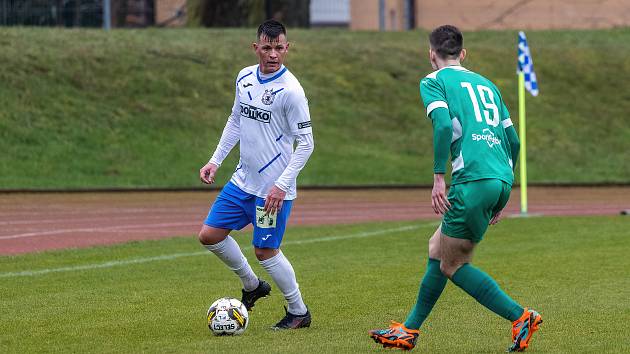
[0, 0, 155, 27]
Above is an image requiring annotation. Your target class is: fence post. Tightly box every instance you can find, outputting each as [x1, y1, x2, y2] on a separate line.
[378, 0, 385, 31]
[103, 0, 111, 30]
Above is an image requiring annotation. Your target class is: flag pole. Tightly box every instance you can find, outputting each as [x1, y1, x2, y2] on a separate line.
[518, 71, 528, 214]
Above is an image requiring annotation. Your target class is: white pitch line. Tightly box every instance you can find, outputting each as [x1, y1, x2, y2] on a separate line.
[0, 223, 437, 278]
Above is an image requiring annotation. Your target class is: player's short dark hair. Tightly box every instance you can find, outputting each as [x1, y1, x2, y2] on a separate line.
[257, 19, 286, 41]
[429, 25, 463, 59]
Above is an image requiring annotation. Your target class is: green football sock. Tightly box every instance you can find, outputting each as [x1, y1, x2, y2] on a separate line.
[404, 258, 448, 330]
[451, 263, 524, 322]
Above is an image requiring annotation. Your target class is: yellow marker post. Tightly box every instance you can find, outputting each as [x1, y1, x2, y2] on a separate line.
[518, 72, 528, 214]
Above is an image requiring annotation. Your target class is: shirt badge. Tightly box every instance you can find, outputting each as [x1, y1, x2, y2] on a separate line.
[261, 89, 275, 105]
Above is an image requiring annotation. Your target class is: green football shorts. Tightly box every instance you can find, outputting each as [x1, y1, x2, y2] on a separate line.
[441, 178, 512, 243]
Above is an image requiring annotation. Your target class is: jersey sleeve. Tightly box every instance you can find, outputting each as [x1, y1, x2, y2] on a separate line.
[430, 108, 453, 174]
[500, 100, 514, 129]
[494, 87, 519, 168]
[230, 72, 245, 119]
[209, 74, 243, 166]
[284, 89, 312, 135]
[275, 133, 314, 192]
[419, 77, 448, 118]
[493, 85, 513, 129]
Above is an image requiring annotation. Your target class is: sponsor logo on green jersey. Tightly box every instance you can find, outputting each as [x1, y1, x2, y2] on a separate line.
[471, 129, 501, 148]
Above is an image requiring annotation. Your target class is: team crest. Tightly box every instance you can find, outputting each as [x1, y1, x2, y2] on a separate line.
[261, 89, 275, 105]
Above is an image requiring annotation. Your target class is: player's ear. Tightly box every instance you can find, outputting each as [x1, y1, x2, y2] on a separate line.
[460, 48, 467, 62]
[429, 48, 438, 69]
[252, 42, 258, 52]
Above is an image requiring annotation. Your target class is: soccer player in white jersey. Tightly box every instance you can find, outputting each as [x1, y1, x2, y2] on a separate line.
[197, 20, 314, 330]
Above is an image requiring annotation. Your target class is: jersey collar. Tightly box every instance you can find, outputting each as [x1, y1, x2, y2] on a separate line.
[446, 65, 469, 72]
[257, 65, 287, 84]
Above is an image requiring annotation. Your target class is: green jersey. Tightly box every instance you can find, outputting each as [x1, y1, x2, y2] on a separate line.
[420, 66, 516, 185]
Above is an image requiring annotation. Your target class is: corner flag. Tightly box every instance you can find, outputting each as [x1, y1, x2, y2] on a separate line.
[518, 31, 539, 96]
[516, 31, 538, 214]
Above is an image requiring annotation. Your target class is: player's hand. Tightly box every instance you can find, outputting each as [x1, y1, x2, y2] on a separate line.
[489, 210, 503, 225]
[431, 174, 451, 215]
[264, 185, 286, 215]
[199, 162, 219, 184]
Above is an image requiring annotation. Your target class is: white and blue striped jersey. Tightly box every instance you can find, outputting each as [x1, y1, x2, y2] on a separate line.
[210, 64, 313, 200]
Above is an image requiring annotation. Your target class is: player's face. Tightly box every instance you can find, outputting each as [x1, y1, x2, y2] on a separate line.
[253, 34, 289, 74]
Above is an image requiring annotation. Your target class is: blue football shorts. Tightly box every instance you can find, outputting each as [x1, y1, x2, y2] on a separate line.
[204, 181, 293, 249]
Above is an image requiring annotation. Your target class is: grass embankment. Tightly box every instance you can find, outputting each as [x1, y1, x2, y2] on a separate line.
[1, 28, 629, 189]
[1, 216, 628, 352]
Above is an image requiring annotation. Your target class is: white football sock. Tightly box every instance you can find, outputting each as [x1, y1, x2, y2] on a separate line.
[204, 236, 259, 291]
[259, 250, 308, 315]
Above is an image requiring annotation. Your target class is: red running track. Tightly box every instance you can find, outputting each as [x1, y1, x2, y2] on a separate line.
[0, 186, 628, 255]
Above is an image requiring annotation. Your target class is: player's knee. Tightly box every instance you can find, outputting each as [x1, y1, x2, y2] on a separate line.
[439, 261, 457, 279]
[198, 227, 224, 245]
[254, 247, 278, 261]
[198, 229, 211, 245]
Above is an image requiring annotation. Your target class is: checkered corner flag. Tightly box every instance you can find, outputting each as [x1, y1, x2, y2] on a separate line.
[517, 31, 539, 96]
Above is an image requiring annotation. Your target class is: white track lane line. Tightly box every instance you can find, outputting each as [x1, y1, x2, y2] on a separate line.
[0, 223, 437, 278]
[0, 222, 200, 240]
[0, 214, 195, 226]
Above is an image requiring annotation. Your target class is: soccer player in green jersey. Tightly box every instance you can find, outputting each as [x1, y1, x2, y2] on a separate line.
[369, 25, 542, 352]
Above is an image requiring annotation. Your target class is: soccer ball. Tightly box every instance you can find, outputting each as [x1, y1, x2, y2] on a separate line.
[207, 297, 249, 335]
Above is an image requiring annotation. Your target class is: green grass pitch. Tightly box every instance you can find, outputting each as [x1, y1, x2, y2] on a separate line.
[1, 216, 628, 353]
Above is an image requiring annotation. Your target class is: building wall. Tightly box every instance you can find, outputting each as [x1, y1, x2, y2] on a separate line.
[350, 0, 380, 30]
[155, 0, 187, 27]
[351, 0, 407, 30]
[351, 0, 630, 30]
[385, 0, 406, 31]
[416, 0, 630, 30]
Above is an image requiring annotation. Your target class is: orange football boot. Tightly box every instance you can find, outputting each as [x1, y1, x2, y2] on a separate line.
[508, 308, 543, 352]
[369, 321, 420, 350]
